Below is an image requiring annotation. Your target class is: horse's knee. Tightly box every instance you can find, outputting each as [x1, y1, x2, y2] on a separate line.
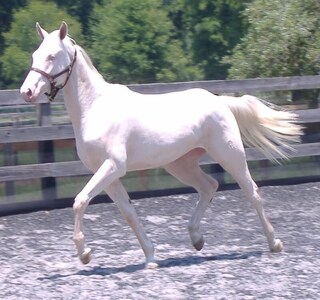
[73, 193, 90, 214]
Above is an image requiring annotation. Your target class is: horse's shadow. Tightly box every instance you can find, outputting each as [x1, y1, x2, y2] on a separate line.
[37, 251, 262, 281]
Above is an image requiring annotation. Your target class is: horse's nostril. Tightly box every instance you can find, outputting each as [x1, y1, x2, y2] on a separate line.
[20, 87, 34, 102]
[26, 88, 32, 97]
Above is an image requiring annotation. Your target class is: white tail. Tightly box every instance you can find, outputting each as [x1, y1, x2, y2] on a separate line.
[224, 95, 303, 162]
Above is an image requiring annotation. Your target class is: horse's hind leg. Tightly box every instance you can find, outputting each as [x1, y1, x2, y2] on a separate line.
[236, 173, 283, 252]
[165, 148, 219, 251]
[207, 135, 283, 252]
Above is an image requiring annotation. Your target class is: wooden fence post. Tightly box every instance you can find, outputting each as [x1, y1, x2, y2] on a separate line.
[4, 143, 15, 199]
[37, 102, 57, 206]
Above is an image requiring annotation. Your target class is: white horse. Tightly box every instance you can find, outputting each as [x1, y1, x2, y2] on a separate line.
[20, 22, 302, 268]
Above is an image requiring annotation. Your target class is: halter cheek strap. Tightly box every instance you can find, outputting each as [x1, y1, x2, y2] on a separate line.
[30, 49, 77, 101]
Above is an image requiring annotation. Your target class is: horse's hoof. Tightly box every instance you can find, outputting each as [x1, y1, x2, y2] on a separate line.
[193, 236, 205, 251]
[271, 239, 283, 253]
[80, 248, 92, 264]
[145, 261, 159, 269]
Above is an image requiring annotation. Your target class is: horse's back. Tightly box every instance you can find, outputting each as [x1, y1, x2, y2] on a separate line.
[80, 86, 241, 171]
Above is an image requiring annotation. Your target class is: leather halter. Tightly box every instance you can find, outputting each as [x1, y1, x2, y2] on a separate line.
[30, 49, 77, 101]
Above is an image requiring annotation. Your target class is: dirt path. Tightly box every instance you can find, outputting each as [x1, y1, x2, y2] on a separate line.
[1, 182, 319, 299]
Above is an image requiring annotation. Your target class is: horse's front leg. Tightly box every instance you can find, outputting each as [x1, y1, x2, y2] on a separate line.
[106, 180, 158, 269]
[73, 158, 126, 264]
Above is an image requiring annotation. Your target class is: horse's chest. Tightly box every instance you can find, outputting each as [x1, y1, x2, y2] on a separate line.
[75, 135, 109, 172]
[74, 116, 127, 171]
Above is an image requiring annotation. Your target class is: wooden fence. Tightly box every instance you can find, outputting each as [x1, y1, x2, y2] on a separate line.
[1, 75, 320, 215]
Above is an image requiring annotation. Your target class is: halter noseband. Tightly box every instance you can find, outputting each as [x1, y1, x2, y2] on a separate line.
[31, 49, 77, 101]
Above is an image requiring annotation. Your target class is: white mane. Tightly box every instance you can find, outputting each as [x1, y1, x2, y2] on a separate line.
[65, 35, 104, 80]
[74, 44, 104, 80]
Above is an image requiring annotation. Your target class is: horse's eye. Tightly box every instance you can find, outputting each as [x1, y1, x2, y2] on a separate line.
[48, 54, 56, 61]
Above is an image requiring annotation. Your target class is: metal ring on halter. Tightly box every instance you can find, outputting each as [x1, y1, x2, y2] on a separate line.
[30, 49, 77, 101]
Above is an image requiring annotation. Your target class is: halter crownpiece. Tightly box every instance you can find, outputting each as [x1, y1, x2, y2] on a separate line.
[31, 48, 77, 101]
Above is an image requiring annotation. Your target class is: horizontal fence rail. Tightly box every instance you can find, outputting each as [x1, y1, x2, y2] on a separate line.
[129, 75, 320, 94]
[1, 142, 320, 183]
[0, 108, 319, 144]
[1, 74, 320, 105]
[0, 75, 320, 215]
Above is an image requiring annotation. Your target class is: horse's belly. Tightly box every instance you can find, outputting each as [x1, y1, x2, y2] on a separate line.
[125, 133, 202, 171]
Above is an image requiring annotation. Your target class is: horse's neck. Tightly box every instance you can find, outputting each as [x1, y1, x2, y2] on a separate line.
[63, 50, 105, 131]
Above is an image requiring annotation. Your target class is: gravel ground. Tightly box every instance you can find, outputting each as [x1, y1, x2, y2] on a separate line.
[0, 182, 319, 299]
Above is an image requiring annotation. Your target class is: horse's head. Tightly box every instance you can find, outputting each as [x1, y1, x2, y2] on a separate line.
[20, 21, 76, 103]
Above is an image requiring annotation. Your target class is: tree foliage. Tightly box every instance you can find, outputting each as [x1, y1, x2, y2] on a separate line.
[168, 0, 248, 80]
[3, 0, 319, 90]
[52, 0, 103, 37]
[0, 0, 28, 55]
[89, 0, 202, 84]
[0, 0, 83, 88]
[0, 0, 248, 87]
[225, 0, 320, 79]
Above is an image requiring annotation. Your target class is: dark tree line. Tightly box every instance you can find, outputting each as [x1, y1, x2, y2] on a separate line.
[1, 0, 319, 96]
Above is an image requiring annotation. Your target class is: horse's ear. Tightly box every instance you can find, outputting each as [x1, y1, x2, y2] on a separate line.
[36, 22, 48, 40]
[59, 21, 68, 40]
